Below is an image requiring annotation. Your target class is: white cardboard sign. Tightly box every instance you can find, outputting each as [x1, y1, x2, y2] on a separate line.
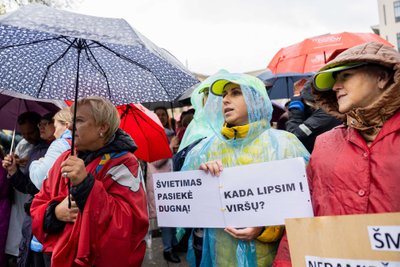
[153, 157, 313, 228]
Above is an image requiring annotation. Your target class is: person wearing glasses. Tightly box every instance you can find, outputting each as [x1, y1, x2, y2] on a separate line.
[2, 111, 52, 267]
[25, 108, 73, 267]
[274, 42, 400, 266]
[30, 109, 72, 190]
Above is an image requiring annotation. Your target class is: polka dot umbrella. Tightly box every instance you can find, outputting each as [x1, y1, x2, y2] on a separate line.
[0, 4, 198, 152]
[0, 4, 198, 206]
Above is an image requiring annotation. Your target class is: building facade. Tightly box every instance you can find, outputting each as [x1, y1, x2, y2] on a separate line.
[375, 0, 400, 50]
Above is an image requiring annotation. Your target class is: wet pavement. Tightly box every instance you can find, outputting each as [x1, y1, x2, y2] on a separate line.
[142, 235, 189, 267]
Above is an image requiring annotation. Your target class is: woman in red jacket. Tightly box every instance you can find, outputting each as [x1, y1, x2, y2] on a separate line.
[30, 96, 149, 267]
[274, 42, 400, 266]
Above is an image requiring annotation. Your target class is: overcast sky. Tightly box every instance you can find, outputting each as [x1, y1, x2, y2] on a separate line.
[76, 0, 380, 75]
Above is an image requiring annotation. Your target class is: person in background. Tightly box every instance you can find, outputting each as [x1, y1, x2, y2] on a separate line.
[30, 96, 148, 267]
[173, 78, 216, 266]
[28, 108, 72, 267]
[178, 73, 225, 152]
[5, 112, 55, 194]
[274, 42, 400, 266]
[169, 117, 177, 134]
[154, 106, 179, 152]
[182, 72, 309, 267]
[5, 129, 36, 267]
[173, 79, 216, 266]
[29, 108, 72, 190]
[3, 111, 49, 267]
[154, 107, 175, 136]
[146, 156, 181, 263]
[276, 101, 289, 130]
[149, 106, 181, 263]
[175, 109, 195, 143]
[285, 78, 342, 152]
[0, 146, 11, 267]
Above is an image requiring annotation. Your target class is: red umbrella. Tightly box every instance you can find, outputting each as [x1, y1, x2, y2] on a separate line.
[267, 32, 394, 74]
[118, 104, 172, 162]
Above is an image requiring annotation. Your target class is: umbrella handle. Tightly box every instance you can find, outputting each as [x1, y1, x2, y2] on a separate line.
[68, 180, 71, 208]
[9, 129, 16, 155]
[67, 41, 83, 209]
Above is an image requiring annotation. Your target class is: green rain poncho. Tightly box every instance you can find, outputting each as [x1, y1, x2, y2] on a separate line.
[181, 72, 310, 267]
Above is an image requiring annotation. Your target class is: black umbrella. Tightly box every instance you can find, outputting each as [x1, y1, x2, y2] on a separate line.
[257, 70, 314, 99]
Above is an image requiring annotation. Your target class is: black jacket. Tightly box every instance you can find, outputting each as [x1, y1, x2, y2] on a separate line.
[286, 104, 342, 153]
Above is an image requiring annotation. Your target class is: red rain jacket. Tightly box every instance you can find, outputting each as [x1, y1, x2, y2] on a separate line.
[274, 110, 400, 266]
[31, 151, 149, 267]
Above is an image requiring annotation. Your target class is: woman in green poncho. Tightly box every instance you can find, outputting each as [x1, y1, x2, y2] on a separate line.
[181, 72, 309, 267]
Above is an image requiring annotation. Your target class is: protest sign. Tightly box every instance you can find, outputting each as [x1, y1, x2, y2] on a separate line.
[153, 157, 313, 228]
[285, 212, 400, 267]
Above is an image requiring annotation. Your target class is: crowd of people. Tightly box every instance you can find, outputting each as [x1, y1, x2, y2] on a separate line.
[0, 41, 399, 267]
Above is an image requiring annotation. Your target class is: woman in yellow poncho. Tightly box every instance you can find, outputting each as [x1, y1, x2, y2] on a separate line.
[181, 72, 309, 267]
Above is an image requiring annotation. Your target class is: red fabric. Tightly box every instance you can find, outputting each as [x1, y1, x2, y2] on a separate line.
[274, 111, 400, 265]
[273, 232, 292, 267]
[267, 32, 393, 73]
[175, 127, 186, 142]
[31, 151, 149, 267]
[118, 104, 172, 162]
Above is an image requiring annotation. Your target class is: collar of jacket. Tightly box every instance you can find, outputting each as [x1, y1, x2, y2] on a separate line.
[346, 80, 400, 142]
[346, 109, 400, 148]
[221, 120, 269, 140]
[77, 129, 137, 165]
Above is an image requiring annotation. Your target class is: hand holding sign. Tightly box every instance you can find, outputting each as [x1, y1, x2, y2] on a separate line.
[199, 160, 223, 176]
[224, 227, 264, 241]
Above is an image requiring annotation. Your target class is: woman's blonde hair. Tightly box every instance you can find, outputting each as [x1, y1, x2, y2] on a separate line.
[71, 96, 120, 142]
[54, 107, 72, 126]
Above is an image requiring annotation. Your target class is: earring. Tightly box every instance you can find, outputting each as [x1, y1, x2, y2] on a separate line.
[99, 132, 104, 137]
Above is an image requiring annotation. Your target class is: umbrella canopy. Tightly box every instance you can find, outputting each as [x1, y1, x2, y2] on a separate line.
[0, 89, 66, 130]
[257, 70, 314, 99]
[0, 4, 198, 205]
[267, 32, 393, 74]
[0, 4, 199, 105]
[118, 104, 172, 162]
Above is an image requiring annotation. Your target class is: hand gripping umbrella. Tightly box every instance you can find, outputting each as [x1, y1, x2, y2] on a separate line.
[0, 4, 198, 206]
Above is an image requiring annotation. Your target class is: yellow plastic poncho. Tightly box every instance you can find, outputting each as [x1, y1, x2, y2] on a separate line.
[181, 72, 310, 267]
